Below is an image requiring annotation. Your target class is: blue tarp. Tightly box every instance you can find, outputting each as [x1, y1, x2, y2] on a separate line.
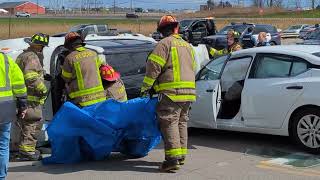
[42, 98, 161, 164]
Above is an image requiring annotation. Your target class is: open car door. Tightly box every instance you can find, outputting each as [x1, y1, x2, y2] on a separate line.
[189, 55, 228, 129]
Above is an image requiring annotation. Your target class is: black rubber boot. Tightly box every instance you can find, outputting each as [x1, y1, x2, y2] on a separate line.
[15, 150, 42, 161]
[159, 159, 180, 172]
[178, 157, 185, 165]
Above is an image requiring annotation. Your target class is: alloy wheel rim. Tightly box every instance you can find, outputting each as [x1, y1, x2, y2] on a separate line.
[297, 114, 320, 149]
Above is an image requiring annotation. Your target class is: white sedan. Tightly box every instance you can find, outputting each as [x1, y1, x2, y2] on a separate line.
[190, 45, 320, 153]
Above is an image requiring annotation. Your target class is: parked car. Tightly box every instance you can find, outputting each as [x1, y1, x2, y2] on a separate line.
[15, 12, 30, 18]
[52, 24, 131, 38]
[179, 18, 217, 45]
[203, 23, 281, 50]
[282, 24, 309, 38]
[298, 29, 320, 45]
[151, 31, 163, 41]
[0, 33, 157, 117]
[190, 45, 320, 153]
[126, 13, 139, 18]
[299, 25, 318, 39]
[152, 18, 217, 45]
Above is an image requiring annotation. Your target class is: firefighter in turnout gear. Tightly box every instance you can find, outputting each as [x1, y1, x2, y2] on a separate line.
[61, 32, 106, 107]
[100, 64, 127, 102]
[141, 15, 197, 172]
[16, 33, 49, 161]
[0, 53, 27, 179]
[209, 29, 242, 58]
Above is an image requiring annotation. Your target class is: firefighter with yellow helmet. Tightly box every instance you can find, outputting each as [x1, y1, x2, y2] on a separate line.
[209, 29, 242, 58]
[16, 33, 49, 161]
[141, 15, 197, 172]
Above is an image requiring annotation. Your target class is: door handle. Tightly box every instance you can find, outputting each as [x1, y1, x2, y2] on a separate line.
[206, 89, 214, 92]
[286, 86, 303, 90]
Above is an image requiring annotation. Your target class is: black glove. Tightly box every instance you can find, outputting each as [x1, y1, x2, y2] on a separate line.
[44, 74, 53, 81]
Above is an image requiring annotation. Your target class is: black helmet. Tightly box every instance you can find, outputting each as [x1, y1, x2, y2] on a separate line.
[26, 33, 49, 47]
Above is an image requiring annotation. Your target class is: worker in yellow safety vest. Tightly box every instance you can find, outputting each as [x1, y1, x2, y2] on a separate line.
[0, 53, 27, 178]
[141, 15, 197, 172]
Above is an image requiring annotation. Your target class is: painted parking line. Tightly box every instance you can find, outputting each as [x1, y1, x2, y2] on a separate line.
[257, 162, 320, 177]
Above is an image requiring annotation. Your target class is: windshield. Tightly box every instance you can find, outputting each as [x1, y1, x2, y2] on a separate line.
[288, 25, 302, 30]
[179, 20, 193, 29]
[198, 55, 229, 80]
[218, 25, 247, 35]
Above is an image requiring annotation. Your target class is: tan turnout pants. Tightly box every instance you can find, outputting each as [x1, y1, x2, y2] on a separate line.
[18, 105, 43, 154]
[157, 95, 191, 161]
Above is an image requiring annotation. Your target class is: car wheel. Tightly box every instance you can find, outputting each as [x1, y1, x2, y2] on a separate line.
[290, 107, 320, 154]
[269, 41, 276, 46]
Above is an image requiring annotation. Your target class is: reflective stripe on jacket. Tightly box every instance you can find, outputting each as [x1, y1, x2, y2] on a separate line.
[141, 34, 197, 102]
[61, 47, 105, 107]
[103, 79, 127, 102]
[16, 48, 47, 105]
[209, 43, 242, 58]
[0, 53, 27, 123]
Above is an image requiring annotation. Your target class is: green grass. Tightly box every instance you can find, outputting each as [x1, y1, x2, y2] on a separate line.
[0, 17, 157, 25]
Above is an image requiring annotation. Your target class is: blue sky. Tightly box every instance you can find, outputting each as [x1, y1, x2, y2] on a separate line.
[0, 0, 316, 10]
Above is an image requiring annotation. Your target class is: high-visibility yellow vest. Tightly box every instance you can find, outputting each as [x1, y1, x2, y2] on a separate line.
[0, 53, 27, 122]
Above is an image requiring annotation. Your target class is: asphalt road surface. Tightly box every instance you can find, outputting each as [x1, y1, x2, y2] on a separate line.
[7, 128, 320, 180]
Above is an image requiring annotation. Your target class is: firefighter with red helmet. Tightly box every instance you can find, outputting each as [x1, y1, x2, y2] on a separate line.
[61, 32, 106, 107]
[141, 15, 197, 172]
[100, 64, 127, 102]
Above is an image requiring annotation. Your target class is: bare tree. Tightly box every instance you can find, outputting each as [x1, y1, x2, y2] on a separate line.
[312, 0, 316, 9]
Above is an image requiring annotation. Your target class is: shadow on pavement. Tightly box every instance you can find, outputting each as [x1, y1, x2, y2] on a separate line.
[9, 153, 161, 174]
[187, 128, 301, 157]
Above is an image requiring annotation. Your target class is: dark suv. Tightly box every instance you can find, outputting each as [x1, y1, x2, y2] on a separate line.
[50, 39, 155, 113]
[152, 18, 217, 45]
[202, 23, 281, 49]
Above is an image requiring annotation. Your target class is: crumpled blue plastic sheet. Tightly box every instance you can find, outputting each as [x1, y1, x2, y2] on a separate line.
[42, 97, 161, 164]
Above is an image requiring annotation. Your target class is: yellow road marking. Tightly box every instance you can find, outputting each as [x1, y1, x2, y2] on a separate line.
[257, 161, 320, 177]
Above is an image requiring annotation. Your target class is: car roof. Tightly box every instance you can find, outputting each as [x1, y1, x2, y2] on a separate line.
[85, 38, 155, 53]
[231, 45, 320, 65]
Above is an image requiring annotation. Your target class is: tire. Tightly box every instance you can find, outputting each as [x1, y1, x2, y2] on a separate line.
[269, 41, 276, 46]
[290, 107, 320, 154]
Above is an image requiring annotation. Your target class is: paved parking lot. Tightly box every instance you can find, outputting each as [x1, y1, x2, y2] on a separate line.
[7, 38, 318, 180]
[7, 129, 320, 180]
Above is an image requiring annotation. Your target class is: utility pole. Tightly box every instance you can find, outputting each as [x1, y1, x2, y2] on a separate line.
[113, 0, 115, 14]
[37, 0, 39, 15]
[130, 0, 132, 12]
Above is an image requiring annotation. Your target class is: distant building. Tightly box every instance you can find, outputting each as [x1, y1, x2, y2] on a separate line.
[0, 1, 45, 15]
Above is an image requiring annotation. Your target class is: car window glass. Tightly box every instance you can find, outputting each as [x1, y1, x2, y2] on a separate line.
[199, 55, 228, 80]
[253, 26, 268, 34]
[220, 57, 252, 92]
[254, 55, 291, 78]
[105, 51, 149, 76]
[97, 25, 107, 32]
[291, 61, 308, 76]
